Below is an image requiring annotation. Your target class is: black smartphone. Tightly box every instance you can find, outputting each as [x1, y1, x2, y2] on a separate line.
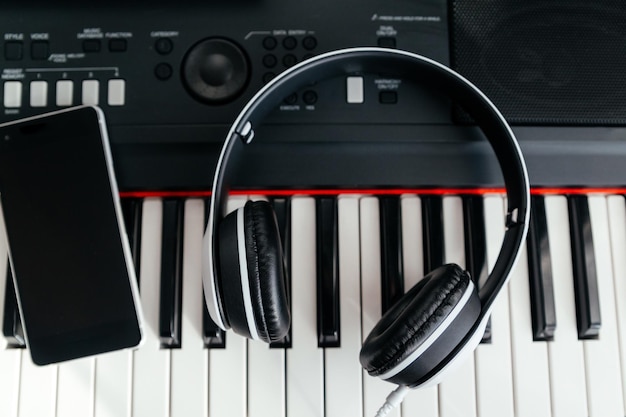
[0, 106, 143, 365]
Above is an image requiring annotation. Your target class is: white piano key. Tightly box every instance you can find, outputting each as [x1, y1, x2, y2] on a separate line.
[439, 196, 476, 417]
[507, 245, 552, 417]
[286, 196, 324, 417]
[209, 196, 248, 417]
[585, 195, 624, 417]
[607, 195, 626, 415]
[131, 198, 170, 417]
[544, 195, 587, 417]
[399, 195, 439, 417]
[93, 350, 133, 417]
[360, 197, 400, 417]
[247, 195, 286, 417]
[325, 196, 363, 417]
[474, 195, 514, 417]
[18, 359, 57, 417]
[56, 358, 95, 417]
[171, 199, 209, 417]
[0, 205, 21, 417]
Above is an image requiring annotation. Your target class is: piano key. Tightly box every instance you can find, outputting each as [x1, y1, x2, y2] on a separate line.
[526, 195, 557, 341]
[439, 195, 477, 417]
[606, 195, 626, 415]
[201, 198, 225, 348]
[159, 198, 184, 348]
[246, 195, 286, 417]
[462, 195, 492, 343]
[121, 197, 143, 279]
[474, 194, 514, 417]
[269, 197, 292, 349]
[209, 196, 248, 417]
[93, 349, 133, 417]
[379, 196, 404, 313]
[421, 195, 445, 273]
[132, 198, 170, 417]
[56, 357, 95, 417]
[398, 195, 438, 417]
[0, 205, 21, 417]
[544, 195, 588, 417]
[286, 196, 324, 417]
[2, 268, 25, 348]
[171, 198, 209, 417]
[583, 195, 624, 417]
[567, 195, 602, 339]
[18, 358, 57, 417]
[508, 244, 552, 417]
[360, 196, 400, 417]
[316, 197, 340, 347]
[325, 196, 363, 417]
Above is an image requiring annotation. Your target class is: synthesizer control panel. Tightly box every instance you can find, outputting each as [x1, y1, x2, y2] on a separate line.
[0, 0, 449, 133]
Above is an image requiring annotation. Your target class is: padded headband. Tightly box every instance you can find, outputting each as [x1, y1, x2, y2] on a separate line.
[202, 47, 531, 331]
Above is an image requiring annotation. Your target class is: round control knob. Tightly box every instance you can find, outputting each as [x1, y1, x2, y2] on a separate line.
[182, 38, 250, 104]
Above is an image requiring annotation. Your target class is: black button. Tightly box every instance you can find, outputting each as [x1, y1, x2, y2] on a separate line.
[262, 72, 276, 83]
[302, 36, 317, 50]
[302, 90, 317, 105]
[4, 42, 23, 60]
[283, 54, 297, 68]
[154, 62, 173, 80]
[262, 36, 277, 50]
[262, 54, 277, 68]
[155, 38, 173, 55]
[378, 37, 397, 48]
[282, 36, 297, 50]
[31, 41, 49, 60]
[284, 93, 298, 105]
[379, 91, 398, 104]
[109, 39, 127, 52]
[83, 39, 101, 53]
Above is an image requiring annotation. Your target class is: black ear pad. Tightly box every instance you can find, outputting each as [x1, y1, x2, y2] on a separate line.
[359, 263, 481, 387]
[243, 200, 290, 342]
[218, 201, 290, 343]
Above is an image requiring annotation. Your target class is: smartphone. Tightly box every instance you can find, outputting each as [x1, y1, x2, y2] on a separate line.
[0, 106, 143, 365]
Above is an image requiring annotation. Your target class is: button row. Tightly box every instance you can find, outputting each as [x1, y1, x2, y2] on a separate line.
[4, 41, 49, 61]
[3, 79, 126, 108]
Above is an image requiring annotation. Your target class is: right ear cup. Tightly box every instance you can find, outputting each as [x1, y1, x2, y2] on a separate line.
[359, 263, 481, 387]
[218, 200, 290, 343]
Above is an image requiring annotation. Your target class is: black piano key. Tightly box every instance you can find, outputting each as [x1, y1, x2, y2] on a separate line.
[462, 195, 492, 343]
[316, 197, 340, 348]
[159, 198, 184, 348]
[526, 195, 557, 341]
[202, 198, 226, 348]
[379, 196, 404, 313]
[422, 196, 445, 274]
[121, 198, 143, 281]
[2, 265, 25, 348]
[270, 197, 292, 349]
[567, 195, 601, 339]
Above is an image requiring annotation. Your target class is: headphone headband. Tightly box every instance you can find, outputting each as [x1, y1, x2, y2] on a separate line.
[203, 47, 530, 333]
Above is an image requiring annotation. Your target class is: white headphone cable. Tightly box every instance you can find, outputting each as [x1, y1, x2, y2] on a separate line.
[374, 385, 410, 417]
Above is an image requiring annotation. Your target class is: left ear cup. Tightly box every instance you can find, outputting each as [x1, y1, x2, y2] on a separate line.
[218, 200, 290, 342]
[359, 263, 481, 387]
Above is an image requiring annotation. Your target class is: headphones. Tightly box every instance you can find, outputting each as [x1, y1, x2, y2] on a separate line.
[202, 47, 530, 395]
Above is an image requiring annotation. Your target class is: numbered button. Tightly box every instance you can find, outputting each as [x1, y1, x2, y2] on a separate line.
[56, 80, 74, 106]
[82, 79, 99, 105]
[107, 79, 125, 106]
[30, 81, 48, 107]
[3, 81, 22, 108]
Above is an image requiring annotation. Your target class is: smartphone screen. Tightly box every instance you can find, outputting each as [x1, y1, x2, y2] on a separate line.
[0, 106, 142, 365]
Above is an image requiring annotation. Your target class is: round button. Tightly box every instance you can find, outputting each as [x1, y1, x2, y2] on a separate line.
[154, 62, 173, 80]
[283, 54, 297, 68]
[302, 36, 317, 50]
[155, 38, 173, 55]
[303, 90, 318, 105]
[182, 38, 250, 103]
[263, 36, 277, 50]
[263, 54, 278, 68]
[283, 36, 297, 50]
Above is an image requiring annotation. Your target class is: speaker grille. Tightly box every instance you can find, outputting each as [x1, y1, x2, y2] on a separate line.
[450, 1, 626, 125]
